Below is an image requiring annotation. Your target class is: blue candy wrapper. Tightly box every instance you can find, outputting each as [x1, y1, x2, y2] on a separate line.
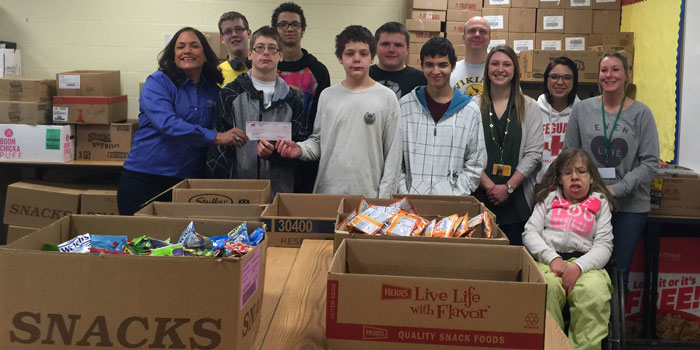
[249, 227, 265, 246]
[91, 235, 128, 252]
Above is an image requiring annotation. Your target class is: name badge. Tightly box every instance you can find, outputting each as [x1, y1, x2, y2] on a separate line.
[492, 164, 512, 177]
[599, 167, 616, 179]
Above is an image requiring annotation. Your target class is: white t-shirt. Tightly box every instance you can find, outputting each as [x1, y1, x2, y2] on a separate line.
[251, 76, 276, 108]
[449, 60, 485, 96]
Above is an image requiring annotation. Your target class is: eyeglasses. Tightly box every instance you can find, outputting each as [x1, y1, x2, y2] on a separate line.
[276, 21, 302, 30]
[549, 74, 574, 82]
[252, 45, 280, 54]
[222, 26, 248, 36]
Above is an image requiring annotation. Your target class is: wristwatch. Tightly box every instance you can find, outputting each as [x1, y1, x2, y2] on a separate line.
[506, 183, 514, 194]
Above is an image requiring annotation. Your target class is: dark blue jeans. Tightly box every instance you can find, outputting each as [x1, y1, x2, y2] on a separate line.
[611, 212, 648, 291]
[117, 169, 182, 216]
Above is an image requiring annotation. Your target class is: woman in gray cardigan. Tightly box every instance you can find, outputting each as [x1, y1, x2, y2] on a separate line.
[473, 45, 543, 246]
[564, 51, 659, 291]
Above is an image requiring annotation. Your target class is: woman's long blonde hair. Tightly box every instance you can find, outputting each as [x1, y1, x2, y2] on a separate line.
[479, 45, 525, 122]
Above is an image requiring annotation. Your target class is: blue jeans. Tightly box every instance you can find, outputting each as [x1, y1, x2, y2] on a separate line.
[611, 212, 648, 291]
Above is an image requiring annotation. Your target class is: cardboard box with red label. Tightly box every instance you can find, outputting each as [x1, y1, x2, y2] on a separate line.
[327, 239, 546, 350]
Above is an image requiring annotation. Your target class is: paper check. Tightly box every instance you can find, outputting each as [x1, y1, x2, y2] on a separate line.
[245, 121, 292, 141]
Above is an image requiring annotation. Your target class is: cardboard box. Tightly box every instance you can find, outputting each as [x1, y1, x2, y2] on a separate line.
[655, 237, 700, 342]
[413, 0, 448, 10]
[487, 32, 509, 52]
[453, 43, 467, 56]
[407, 53, 422, 67]
[592, 10, 621, 33]
[326, 239, 547, 350]
[405, 19, 442, 32]
[482, 8, 509, 32]
[539, 0, 566, 8]
[445, 21, 466, 34]
[445, 32, 465, 45]
[564, 34, 588, 50]
[520, 49, 602, 82]
[650, 173, 700, 217]
[5, 225, 36, 244]
[0, 78, 55, 102]
[0, 101, 51, 125]
[202, 32, 229, 61]
[136, 202, 266, 222]
[409, 31, 444, 43]
[593, 0, 621, 10]
[80, 189, 118, 215]
[0, 124, 74, 162]
[535, 33, 563, 50]
[600, 31, 633, 47]
[3, 181, 83, 228]
[509, 32, 536, 54]
[564, 9, 592, 34]
[483, 0, 511, 8]
[512, 0, 539, 7]
[0, 215, 267, 350]
[509, 8, 536, 33]
[172, 179, 271, 204]
[261, 193, 362, 248]
[537, 9, 565, 33]
[412, 9, 448, 21]
[446, 9, 481, 22]
[75, 120, 137, 161]
[52, 95, 128, 124]
[567, 0, 592, 8]
[334, 197, 508, 252]
[56, 70, 121, 97]
[448, 0, 482, 10]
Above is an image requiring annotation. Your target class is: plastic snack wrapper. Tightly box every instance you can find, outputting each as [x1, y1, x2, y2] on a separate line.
[249, 227, 265, 246]
[466, 214, 484, 238]
[131, 236, 173, 255]
[150, 243, 184, 257]
[177, 221, 199, 245]
[223, 241, 250, 257]
[452, 213, 470, 238]
[357, 199, 370, 214]
[57, 233, 91, 253]
[389, 197, 418, 214]
[410, 215, 429, 236]
[422, 219, 437, 237]
[432, 214, 459, 237]
[483, 211, 493, 238]
[336, 209, 356, 231]
[383, 214, 418, 236]
[90, 235, 129, 254]
[350, 206, 395, 235]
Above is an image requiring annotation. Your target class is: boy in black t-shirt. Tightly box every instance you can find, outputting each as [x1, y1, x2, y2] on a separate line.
[369, 22, 426, 98]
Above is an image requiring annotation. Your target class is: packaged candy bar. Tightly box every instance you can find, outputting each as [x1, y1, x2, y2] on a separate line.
[223, 241, 251, 257]
[131, 235, 173, 255]
[228, 223, 250, 245]
[57, 233, 91, 253]
[150, 243, 184, 257]
[90, 235, 128, 254]
[432, 214, 459, 237]
[389, 197, 418, 215]
[177, 221, 199, 245]
[249, 227, 265, 246]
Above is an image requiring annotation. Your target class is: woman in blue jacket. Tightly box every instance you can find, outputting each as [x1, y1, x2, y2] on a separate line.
[118, 27, 244, 215]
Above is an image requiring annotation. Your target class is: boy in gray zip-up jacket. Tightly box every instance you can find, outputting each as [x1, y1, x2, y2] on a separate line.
[206, 27, 309, 198]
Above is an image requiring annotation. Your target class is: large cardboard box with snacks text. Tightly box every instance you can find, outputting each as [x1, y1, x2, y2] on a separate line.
[80, 189, 119, 215]
[3, 181, 83, 228]
[334, 196, 508, 252]
[0, 215, 267, 350]
[260, 193, 363, 248]
[136, 202, 265, 222]
[171, 179, 271, 204]
[327, 239, 547, 350]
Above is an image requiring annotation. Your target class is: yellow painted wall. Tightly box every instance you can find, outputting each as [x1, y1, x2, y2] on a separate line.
[621, 0, 681, 162]
[0, 0, 410, 118]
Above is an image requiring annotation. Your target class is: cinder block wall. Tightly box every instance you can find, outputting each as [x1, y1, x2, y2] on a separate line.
[0, 0, 410, 118]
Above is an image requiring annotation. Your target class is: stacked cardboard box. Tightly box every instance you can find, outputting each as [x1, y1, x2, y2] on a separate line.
[406, 0, 449, 69]
[2, 181, 120, 244]
[52, 70, 132, 162]
[0, 78, 55, 125]
[445, 0, 482, 56]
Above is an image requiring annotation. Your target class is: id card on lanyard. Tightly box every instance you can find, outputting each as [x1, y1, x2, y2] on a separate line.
[599, 96, 625, 179]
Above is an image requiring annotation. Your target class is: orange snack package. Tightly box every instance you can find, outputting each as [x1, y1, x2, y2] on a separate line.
[389, 197, 418, 215]
[432, 214, 459, 237]
[452, 212, 470, 237]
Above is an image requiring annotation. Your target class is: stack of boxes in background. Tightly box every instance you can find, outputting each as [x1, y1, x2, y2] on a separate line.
[52, 70, 137, 162]
[403, 0, 631, 84]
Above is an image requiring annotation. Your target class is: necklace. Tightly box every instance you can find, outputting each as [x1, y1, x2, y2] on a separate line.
[489, 101, 512, 164]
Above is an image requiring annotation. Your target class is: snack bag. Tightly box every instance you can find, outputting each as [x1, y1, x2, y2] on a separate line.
[432, 214, 459, 237]
[466, 214, 484, 238]
[177, 221, 198, 245]
[389, 197, 418, 215]
[411, 215, 430, 236]
[483, 211, 493, 238]
[452, 213, 470, 238]
[223, 241, 251, 257]
[150, 243, 184, 257]
[383, 214, 418, 236]
[336, 210, 357, 231]
[57, 234, 91, 253]
[422, 219, 437, 237]
[350, 206, 394, 235]
[90, 235, 129, 254]
[249, 227, 265, 246]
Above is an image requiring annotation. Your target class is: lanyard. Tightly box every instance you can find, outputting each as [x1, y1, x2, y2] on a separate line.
[601, 95, 625, 156]
[489, 101, 512, 164]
